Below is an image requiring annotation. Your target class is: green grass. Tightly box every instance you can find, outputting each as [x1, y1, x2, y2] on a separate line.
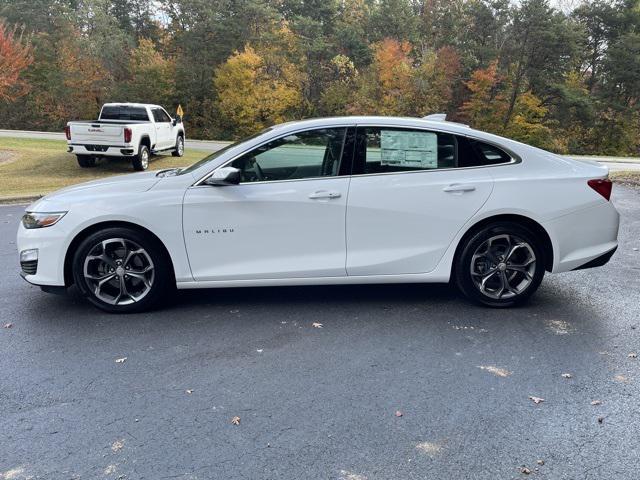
[0, 137, 209, 199]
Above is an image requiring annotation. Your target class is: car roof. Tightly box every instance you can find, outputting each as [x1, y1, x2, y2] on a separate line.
[270, 116, 507, 144]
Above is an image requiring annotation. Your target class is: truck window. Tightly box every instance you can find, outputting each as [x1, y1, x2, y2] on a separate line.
[152, 108, 171, 123]
[100, 106, 150, 121]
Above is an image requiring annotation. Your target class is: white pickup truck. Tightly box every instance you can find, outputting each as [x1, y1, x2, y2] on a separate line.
[65, 103, 185, 171]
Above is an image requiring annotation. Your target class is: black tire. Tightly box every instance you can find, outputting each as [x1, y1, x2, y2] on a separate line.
[454, 222, 545, 308]
[171, 134, 184, 157]
[77, 155, 96, 168]
[132, 144, 150, 171]
[72, 227, 174, 313]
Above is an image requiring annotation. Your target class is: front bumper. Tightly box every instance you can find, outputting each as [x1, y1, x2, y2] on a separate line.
[17, 221, 68, 287]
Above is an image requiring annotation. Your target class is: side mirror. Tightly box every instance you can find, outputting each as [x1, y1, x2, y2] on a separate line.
[204, 167, 241, 186]
[172, 116, 182, 126]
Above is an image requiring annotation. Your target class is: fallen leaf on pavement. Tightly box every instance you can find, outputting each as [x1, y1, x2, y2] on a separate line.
[529, 396, 544, 404]
[591, 400, 602, 405]
[312, 322, 323, 328]
[561, 373, 573, 379]
[520, 467, 531, 475]
[415, 442, 442, 456]
[3, 323, 13, 328]
[186, 389, 193, 394]
[537, 460, 545, 466]
[256, 349, 263, 353]
[231, 416, 241, 425]
[395, 410, 403, 417]
[115, 357, 127, 364]
[598, 416, 604, 424]
[628, 353, 637, 358]
[614, 374, 629, 383]
[111, 439, 125, 452]
[478, 365, 512, 377]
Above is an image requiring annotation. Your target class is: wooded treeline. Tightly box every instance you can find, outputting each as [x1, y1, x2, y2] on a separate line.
[0, 0, 639, 154]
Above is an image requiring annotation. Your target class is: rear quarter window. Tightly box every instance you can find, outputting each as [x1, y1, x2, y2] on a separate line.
[457, 138, 513, 167]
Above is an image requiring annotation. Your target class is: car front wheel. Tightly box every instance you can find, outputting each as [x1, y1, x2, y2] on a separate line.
[72, 227, 173, 313]
[172, 135, 184, 157]
[455, 222, 545, 307]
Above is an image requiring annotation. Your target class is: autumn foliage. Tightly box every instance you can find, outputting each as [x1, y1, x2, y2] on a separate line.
[0, 0, 640, 155]
[0, 21, 33, 101]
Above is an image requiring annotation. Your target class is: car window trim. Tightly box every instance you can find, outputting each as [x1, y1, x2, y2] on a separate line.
[192, 124, 357, 187]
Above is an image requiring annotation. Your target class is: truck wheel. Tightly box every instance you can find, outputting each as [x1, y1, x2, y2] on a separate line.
[132, 145, 150, 171]
[171, 135, 184, 157]
[77, 155, 96, 168]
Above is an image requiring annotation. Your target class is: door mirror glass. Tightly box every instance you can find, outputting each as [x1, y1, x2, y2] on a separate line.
[205, 167, 241, 186]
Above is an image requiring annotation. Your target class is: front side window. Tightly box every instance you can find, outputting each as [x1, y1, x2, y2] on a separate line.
[229, 128, 348, 183]
[357, 127, 457, 174]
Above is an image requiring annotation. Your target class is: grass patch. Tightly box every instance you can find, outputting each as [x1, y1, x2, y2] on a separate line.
[610, 170, 640, 188]
[0, 137, 209, 199]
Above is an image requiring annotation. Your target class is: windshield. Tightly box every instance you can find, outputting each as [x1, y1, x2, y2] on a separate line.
[178, 128, 274, 175]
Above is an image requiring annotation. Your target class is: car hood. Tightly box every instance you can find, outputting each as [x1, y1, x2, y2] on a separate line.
[28, 172, 161, 211]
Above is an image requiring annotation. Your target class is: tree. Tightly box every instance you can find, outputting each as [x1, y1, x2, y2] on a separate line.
[122, 38, 176, 106]
[0, 21, 33, 101]
[213, 45, 305, 137]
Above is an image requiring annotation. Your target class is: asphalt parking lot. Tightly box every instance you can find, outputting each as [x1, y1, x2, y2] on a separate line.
[1, 187, 639, 480]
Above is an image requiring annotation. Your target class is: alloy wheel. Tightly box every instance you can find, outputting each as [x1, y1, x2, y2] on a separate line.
[141, 148, 149, 169]
[83, 238, 155, 305]
[469, 233, 536, 300]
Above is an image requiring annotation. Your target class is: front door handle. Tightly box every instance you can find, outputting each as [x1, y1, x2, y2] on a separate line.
[443, 184, 476, 193]
[308, 190, 341, 199]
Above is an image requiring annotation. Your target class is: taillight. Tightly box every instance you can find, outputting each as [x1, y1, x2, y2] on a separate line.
[588, 178, 612, 201]
[64, 125, 71, 140]
[124, 127, 132, 143]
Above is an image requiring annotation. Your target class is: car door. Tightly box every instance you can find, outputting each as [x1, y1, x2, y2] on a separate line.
[151, 108, 172, 149]
[345, 126, 495, 276]
[182, 126, 355, 281]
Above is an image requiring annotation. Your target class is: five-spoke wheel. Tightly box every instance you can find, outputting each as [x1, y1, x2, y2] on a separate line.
[73, 227, 171, 313]
[455, 222, 545, 307]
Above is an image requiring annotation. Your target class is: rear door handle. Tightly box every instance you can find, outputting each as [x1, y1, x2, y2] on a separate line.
[443, 184, 476, 193]
[308, 190, 341, 199]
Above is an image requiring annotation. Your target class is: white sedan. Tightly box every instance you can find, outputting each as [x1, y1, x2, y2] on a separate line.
[17, 116, 620, 312]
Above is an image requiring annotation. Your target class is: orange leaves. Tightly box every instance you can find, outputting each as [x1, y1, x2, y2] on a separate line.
[0, 21, 34, 101]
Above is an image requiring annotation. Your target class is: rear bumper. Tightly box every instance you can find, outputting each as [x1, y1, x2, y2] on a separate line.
[543, 201, 620, 273]
[572, 246, 617, 270]
[68, 144, 135, 156]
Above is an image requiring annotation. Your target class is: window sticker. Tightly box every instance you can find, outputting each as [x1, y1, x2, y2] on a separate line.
[380, 130, 438, 168]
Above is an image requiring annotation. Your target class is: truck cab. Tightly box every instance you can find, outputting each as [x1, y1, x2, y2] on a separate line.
[65, 103, 185, 171]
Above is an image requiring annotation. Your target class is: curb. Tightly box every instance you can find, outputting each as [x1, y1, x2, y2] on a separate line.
[0, 195, 42, 206]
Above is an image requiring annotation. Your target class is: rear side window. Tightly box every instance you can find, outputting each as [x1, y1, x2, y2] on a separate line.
[457, 138, 513, 167]
[355, 127, 458, 174]
[100, 106, 150, 121]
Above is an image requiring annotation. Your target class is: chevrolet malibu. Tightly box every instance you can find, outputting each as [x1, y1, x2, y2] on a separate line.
[17, 116, 620, 313]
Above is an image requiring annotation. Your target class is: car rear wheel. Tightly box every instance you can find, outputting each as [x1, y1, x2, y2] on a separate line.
[172, 135, 184, 157]
[454, 222, 545, 307]
[77, 155, 96, 168]
[72, 227, 173, 313]
[132, 145, 150, 171]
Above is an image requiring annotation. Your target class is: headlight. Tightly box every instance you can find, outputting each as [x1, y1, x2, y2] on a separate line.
[22, 211, 67, 229]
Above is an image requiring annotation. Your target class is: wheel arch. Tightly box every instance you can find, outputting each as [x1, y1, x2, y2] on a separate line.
[139, 135, 151, 149]
[452, 214, 554, 275]
[64, 220, 176, 287]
